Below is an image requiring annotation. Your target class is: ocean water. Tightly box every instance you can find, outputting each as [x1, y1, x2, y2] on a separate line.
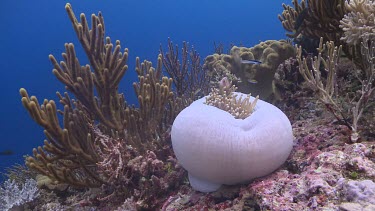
[0, 0, 285, 176]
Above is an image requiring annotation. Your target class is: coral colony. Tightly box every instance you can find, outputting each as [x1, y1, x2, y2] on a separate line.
[1, 0, 374, 210]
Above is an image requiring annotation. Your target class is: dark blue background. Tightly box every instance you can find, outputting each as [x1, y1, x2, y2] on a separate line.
[0, 0, 286, 174]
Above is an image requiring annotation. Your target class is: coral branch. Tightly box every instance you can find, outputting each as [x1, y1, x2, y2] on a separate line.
[297, 37, 375, 142]
[52, 3, 129, 131]
[21, 4, 187, 198]
[20, 88, 104, 187]
[160, 38, 210, 100]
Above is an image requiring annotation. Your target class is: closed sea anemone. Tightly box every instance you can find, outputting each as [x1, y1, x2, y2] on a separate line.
[171, 77, 294, 192]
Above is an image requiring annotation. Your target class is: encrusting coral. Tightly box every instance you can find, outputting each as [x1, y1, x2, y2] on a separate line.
[19, 3, 187, 208]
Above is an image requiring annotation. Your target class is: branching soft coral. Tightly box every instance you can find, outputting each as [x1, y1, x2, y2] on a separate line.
[340, 0, 375, 45]
[20, 3, 185, 201]
[160, 38, 211, 101]
[279, 0, 346, 42]
[297, 37, 375, 142]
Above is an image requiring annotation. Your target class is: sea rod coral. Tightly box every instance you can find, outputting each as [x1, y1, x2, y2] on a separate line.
[19, 3, 186, 209]
[297, 37, 375, 142]
[160, 38, 211, 100]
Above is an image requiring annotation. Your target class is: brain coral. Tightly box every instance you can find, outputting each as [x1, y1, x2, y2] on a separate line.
[203, 40, 295, 99]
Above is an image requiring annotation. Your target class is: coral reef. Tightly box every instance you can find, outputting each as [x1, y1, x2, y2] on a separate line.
[278, 0, 375, 142]
[17, 99, 375, 210]
[19, 3, 187, 209]
[203, 40, 295, 98]
[8, 1, 375, 210]
[297, 37, 375, 142]
[161, 105, 375, 210]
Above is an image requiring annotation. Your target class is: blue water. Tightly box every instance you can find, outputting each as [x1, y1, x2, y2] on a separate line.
[0, 0, 285, 175]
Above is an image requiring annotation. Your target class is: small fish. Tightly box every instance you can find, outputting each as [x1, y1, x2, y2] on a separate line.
[247, 78, 258, 84]
[0, 150, 14, 156]
[241, 59, 262, 65]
